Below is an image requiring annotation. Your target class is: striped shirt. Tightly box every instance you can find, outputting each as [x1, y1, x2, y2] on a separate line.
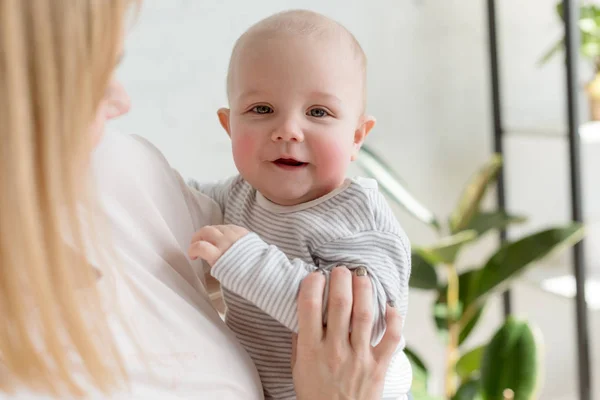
[189, 175, 412, 399]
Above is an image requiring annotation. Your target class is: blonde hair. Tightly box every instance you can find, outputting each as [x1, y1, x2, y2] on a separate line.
[0, 0, 134, 397]
[226, 9, 368, 106]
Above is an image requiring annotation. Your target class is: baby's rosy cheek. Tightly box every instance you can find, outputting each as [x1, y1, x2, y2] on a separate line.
[232, 134, 260, 166]
[315, 141, 350, 177]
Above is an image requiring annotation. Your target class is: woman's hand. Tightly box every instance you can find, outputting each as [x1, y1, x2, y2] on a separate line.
[291, 267, 402, 400]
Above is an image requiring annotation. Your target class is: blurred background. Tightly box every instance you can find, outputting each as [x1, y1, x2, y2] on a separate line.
[109, 1, 600, 399]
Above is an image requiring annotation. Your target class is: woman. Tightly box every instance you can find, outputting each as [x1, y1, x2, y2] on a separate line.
[0, 1, 402, 399]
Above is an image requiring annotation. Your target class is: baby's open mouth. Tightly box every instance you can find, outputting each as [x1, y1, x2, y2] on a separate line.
[273, 158, 308, 168]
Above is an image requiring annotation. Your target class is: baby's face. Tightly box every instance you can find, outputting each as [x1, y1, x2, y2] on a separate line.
[221, 35, 374, 206]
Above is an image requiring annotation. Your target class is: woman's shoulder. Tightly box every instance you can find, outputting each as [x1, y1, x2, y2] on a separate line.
[94, 131, 222, 226]
[88, 131, 264, 399]
[94, 131, 175, 175]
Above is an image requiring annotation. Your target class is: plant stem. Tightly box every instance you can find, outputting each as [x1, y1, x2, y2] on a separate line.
[445, 263, 460, 399]
[459, 304, 478, 330]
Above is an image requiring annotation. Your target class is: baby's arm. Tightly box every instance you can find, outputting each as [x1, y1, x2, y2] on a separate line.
[201, 229, 410, 343]
[316, 231, 410, 343]
[186, 176, 239, 309]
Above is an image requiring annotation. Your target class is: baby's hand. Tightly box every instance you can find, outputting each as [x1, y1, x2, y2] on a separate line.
[188, 224, 249, 267]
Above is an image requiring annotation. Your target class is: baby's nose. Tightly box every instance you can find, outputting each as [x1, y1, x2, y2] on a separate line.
[271, 122, 304, 142]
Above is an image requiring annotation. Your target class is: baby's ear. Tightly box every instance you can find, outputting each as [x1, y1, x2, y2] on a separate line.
[351, 115, 376, 161]
[217, 108, 232, 137]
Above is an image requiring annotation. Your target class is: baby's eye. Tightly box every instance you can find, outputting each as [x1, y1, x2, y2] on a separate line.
[252, 105, 273, 114]
[307, 108, 329, 118]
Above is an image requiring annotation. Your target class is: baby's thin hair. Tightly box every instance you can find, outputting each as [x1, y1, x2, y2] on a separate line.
[226, 10, 367, 106]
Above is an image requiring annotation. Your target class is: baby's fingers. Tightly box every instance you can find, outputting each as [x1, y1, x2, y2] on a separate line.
[189, 241, 221, 265]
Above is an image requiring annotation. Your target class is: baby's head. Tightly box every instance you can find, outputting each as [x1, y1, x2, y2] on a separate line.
[218, 10, 375, 206]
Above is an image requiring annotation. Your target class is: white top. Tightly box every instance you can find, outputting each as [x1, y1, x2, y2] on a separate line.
[3, 131, 264, 399]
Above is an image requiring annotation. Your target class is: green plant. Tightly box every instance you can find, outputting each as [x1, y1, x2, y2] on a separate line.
[356, 146, 585, 400]
[539, 2, 600, 74]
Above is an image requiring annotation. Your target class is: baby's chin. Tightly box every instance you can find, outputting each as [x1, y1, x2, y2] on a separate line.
[259, 183, 334, 207]
[261, 191, 312, 207]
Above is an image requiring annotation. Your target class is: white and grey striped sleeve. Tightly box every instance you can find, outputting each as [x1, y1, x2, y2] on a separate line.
[210, 233, 316, 332]
[210, 229, 410, 344]
[187, 175, 240, 212]
[315, 230, 411, 345]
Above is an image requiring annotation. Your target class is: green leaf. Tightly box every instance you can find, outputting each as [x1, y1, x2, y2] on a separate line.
[357, 146, 440, 230]
[434, 300, 484, 346]
[481, 318, 540, 400]
[579, 17, 599, 34]
[405, 347, 427, 372]
[459, 305, 485, 345]
[412, 392, 444, 400]
[434, 301, 463, 322]
[555, 2, 563, 19]
[412, 392, 445, 400]
[410, 251, 438, 290]
[405, 347, 429, 395]
[418, 230, 478, 265]
[537, 38, 564, 66]
[548, 4, 600, 63]
[453, 377, 483, 400]
[582, 4, 600, 21]
[436, 225, 582, 346]
[449, 155, 502, 233]
[465, 211, 527, 237]
[475, 224, 585, 299]
[438, 225, 585, 345]
[456, 345, 485, 380]
[581, 40, 600, 59]
[557, 4, 600, 21]
[434, 269, 483, 344]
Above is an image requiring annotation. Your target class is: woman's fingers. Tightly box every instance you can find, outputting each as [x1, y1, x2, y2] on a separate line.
[293, 269, 399, 400]
[349, 267, 373, 352]
[325, 266, 353, 343]
[297, 271, 327, 346]
[372, 304, 402, 366]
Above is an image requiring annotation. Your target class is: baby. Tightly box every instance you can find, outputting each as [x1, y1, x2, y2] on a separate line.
[189, 10, 412, 400]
